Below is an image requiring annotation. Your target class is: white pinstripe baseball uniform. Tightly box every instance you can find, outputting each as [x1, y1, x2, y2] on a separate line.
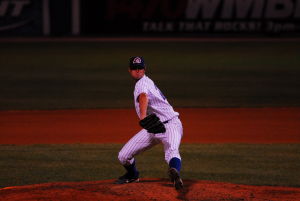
[118, 75, 183, 166]
[116, 56, 183, 188]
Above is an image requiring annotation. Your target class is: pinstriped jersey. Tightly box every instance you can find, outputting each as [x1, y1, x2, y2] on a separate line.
[134, 75, 179, 122]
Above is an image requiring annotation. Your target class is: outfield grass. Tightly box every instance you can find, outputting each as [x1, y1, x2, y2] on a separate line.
[0, 144, 299, 188]
[0, 41, 300, 110]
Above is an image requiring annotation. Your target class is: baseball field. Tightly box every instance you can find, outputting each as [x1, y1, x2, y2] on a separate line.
[0, 39, 300, 200]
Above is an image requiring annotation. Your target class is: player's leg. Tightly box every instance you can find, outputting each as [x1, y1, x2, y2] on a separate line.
[116, 129, 159, 184]
[162, 118, 183, 170]
[160, 117, 183, 189]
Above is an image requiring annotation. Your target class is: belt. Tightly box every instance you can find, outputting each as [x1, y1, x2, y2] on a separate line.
[163, 116, 179, 124]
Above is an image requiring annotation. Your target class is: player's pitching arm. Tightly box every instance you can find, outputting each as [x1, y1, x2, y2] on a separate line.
[138, 93, 148, 120]
[138, 93, 166, 134]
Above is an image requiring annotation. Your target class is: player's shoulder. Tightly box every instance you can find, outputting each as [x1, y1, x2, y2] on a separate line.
[135, 75, 154, 88]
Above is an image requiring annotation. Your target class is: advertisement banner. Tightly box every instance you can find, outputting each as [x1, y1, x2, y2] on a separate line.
[81, 0, 300, 36]
[0, 0, 48, 36]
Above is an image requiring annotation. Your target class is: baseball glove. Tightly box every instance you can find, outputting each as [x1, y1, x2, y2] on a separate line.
[139, 114, 166, 134]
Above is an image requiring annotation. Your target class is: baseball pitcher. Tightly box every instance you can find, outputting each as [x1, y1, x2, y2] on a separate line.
[115, 56, 183, 190]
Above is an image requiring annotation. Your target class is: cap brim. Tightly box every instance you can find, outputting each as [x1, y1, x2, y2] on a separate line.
[129, 65, 145, 70]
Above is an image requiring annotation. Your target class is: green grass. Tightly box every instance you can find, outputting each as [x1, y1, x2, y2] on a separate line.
[0, 41, 300, 110]
[0, 144, 299, 188]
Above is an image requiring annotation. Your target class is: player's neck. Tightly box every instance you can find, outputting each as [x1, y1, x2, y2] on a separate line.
[134, 75, 145, 82]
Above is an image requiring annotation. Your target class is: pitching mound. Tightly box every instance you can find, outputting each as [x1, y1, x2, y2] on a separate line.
[1, 179, 300, 201]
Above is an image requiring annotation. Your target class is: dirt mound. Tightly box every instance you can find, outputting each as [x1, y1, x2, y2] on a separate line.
[1, 179, 300, 201]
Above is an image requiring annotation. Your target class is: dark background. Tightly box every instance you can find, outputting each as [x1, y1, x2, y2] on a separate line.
[0, 0, 299, 37]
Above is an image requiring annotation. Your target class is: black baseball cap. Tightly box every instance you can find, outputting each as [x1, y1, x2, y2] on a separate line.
[129, 56, 145, 70]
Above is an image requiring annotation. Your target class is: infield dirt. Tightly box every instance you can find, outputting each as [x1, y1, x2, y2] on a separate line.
[1, 178, 300, 201]
[0, 108, 299, 144]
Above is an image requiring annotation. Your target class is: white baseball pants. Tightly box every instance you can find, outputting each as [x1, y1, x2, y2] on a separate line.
[118, 117, 183, 166]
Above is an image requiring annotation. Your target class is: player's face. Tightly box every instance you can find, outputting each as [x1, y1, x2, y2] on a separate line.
[128, 69, 145, 80]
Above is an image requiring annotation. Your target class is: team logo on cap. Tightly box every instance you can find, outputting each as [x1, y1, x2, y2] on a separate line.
[133, 57, 142, 64]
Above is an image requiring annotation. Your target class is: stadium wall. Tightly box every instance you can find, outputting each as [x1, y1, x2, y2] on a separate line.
[0, 0, 299, 37]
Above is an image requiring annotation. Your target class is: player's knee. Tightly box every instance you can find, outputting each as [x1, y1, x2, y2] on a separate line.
[118, 151, 134, 166]
[118, 151, 127, 164]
